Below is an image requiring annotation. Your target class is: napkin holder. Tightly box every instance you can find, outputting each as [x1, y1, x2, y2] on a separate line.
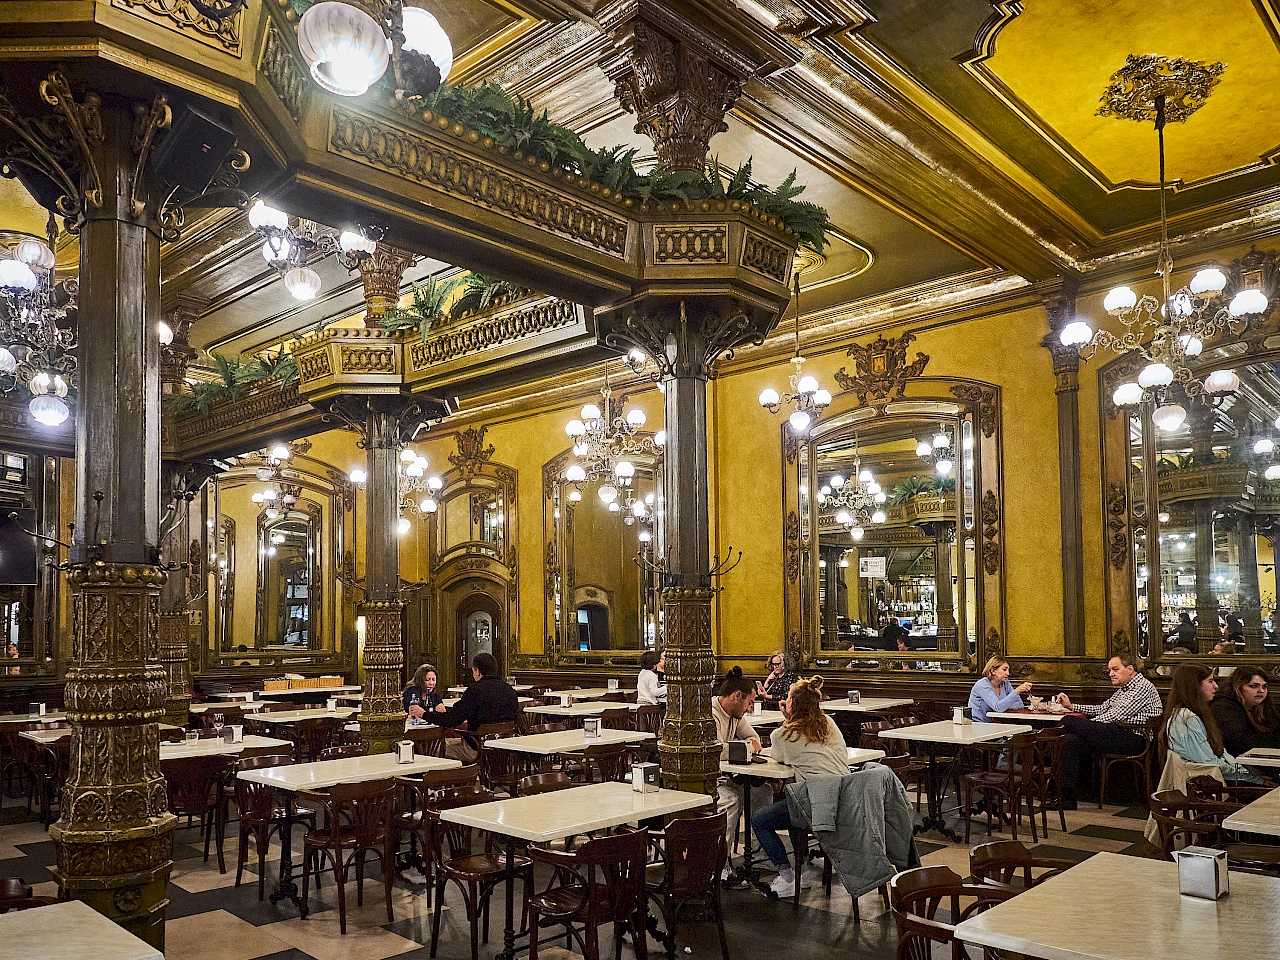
[608, 678, 619, 691]
[848, 690, 861, 705]
[395, 740, 416, 763]
[326, 698, 338, 713]
[230, 724, 244, 743]
[559, 693, 572, 707]
[726, 740, 749, 764]
[752, 701, 763, 716]
[28, 702, 39, 717]
[583, 717, 601, 740]
[246, 691, 257, 702]
[1176, 846, 1229, 900]
[632, 762, 659, 793]
[506, 676, 517, 686]
[952, 706, 973, 725]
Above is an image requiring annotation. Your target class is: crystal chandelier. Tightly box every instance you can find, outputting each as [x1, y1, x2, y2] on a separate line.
[563, 363, 663, 508]
[398, 446, 444, 523]
[818, 451, 886, 541]
[760, 277, 831, 434]
[247, 200, 382, 301]
[250, 445, 299, 520]
[1060, 55, 1268, 432]
[914, 427, 956, 477]
[0, 226, 77, 427]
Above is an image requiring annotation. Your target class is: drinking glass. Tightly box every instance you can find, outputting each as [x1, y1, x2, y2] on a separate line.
[212, 713, 225, 737]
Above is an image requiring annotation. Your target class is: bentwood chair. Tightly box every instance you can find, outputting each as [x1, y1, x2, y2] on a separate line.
[1097, 716, 1159, 808]
[645, 813, 729, 960]
[405, 725, 448, 757]
[394, 765, 481, 904]
[889, 865, 1014, 960]
[164, 753, 234, 873]
[317, 742, 370, 762]
[290, 716, 343, 763]
[961, 732, 1039, 843]
[233, 754, 295, 899]
[968, 840, 1076, 891]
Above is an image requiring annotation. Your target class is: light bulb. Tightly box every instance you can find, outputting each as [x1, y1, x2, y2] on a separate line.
[350, 467, 366, 483]
[813, 389, 832, 407]
[608, 502, 620, 512]
[869, 482, 882, 495]
[836, 510, 851, 525]
[0, 346, 15, 375]
[935, 458, 954, 476]
[759, 388, 780, 408]
[819, 558, 827, 568]
[1137, 363, 1174, 388]
[580, 403, 601, 421]
[427, 476, 443, 492]
[262, 488, 277, 500]
[1152, 403, 1187, 432]
[859, 469, 873, 483]
[839, 558, 849, 568]
[248, 199, 290, 231]
[915, 441, 931, 457]
[638, 528, 652, 542]
[1058, 320, 1093, 346]
[565, 419, 585, 438]
[1203, 369, 1240, 394]
[565, 464, 586, 483]
[29, 393, 67, 426]
[625, 408, 646, 428]
[830, 474, 845, 488]
[283, 266, 322, 301]
[252, 492, 264, 504]
[1158, 512, 1170, 523]
[796, 375, 820, 395]
[933, 432, 951, 449]
[632, 500, 646, 517]
[598, 483, 619, 504]
[1229, 289, 1268, 317]
[405, 460, 424, 478]
[628, 348, 646, 366]
[1112, 382, 1143, 406]
[871, 510, 886, 525]
[270, 444, 290, 461]
[1189, 268, 1227, 295]
[157, 321, 174, 346]
[568, 489, 582, 502]
[0, 259, 37, 292]
[1177, 334, 1203, 357]
[420, 498, 438, 513]
[265, 508, 279, 519]
[398, 516, 411, 535]
[1103, 286, 1137, 313]
[400, 448, 417, 463]
[339, 230, 376, 256]
[297, 1, 390, 96]
[613, 460, 635, 479]
[850, 526, 864, 541]
[401, 5, 454, 81]
[788, 409, 811, 433]
[1254, 439, 1275, 456]
[13, 238, 54, 269]
[1166, 292, 1194, 317]
[654, 430, 666, 447]
[1267, 465, 1280, 482]
[261, 237, 293, 264]
[874, 491, 887, 504]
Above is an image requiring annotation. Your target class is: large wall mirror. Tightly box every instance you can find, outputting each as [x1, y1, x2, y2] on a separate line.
[1104, 340, 1280, 665]
[543, 446, 664, 663]
[783, 352, 1005, 673]
[207, 445, 355, 666]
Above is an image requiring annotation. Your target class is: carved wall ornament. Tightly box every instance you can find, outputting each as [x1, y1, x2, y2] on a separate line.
[259, 16, 307, 120]
[1106, 482, 1130, 569]
[980, 490, 1000, 576]
[950, 383, 998, 437]
[113, 0, 242, 54]
[448, 426, 496, 479]
[784, 430, 800, 465]
[328, 110, 629, 257]
[1108, 629, 1135, 664]
[985, 627, 1005, 659]
[408, 298, 584, 369]
[741, 230, 792, 283]
[834, 331, 930, 405]
[784, 510, 800, 583]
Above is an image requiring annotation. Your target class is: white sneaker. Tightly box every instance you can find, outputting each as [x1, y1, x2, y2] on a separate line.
[720, 864, 735, 883]
[768, 869, 796, 898]
[799, 863, 820, 890]
[401, 867, 428, 885]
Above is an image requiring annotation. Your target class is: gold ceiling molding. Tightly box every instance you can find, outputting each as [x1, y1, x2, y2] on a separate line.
[112, 0, 242, 55]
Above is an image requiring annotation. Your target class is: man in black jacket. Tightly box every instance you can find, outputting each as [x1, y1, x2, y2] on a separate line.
[428, 652, 518, 761]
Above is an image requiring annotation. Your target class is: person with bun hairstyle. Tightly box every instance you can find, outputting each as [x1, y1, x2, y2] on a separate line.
[750, 675, 850, 898]
[714, 667, 771, 880]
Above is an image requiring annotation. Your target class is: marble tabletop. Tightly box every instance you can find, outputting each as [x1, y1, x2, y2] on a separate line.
[747, 710, 785, 726]
[725, 746, 887, 778]
[21, 723, 179, 744]
[563, 687, 637, 699]
[190, 701, 268, 714]
[523, 701, 641, 717]
[954, 851, 1280, 960]
[0, 711, 66, 725]
[238, 752, 460, 792]
[822, 697, 914, 713]
[440, 780, 712, 843]
[881, 719, 1032, 745]
[214, 685, 363, 700]
[1223, 784, 1280, 836]
[988, 709, 1080, 723]
[486, 728, 654, 755]
[442, 696, 536, 708]
[0, 898, 163, 960]
[251, 707, 359, 724]
[160, 735, 292, 760]
[1237, 747, 1280, 770]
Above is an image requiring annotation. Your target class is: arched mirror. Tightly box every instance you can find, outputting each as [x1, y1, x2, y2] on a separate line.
[544, 446, 664, 662]
[257, 505, 317, 649]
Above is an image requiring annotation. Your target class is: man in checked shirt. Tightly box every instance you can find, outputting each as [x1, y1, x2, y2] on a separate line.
[1054, 653, 1163, 809]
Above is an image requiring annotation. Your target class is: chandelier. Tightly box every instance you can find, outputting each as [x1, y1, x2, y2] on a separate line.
[563, 363, 663, 508]
[0, 226, 76, 426]
[396, 446, 443, 534]
[914, 427, 956, 477]
[1059, 55, 1269, 433]
[818, 451, 886, 541]
[760, 277, 831, 434]
[248, 200, 384, 301]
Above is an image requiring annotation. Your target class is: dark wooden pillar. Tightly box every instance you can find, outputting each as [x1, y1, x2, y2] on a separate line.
[932, 523, 958, 652]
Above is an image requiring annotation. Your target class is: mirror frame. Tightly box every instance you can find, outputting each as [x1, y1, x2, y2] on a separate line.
[255, 497, 321, 651]
[783, 375, 1006, 673]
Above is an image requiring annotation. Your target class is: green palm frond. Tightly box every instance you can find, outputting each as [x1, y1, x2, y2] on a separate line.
[380, 274, 467, 341]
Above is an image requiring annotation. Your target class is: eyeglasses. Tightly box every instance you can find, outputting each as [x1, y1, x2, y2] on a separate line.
[770, 660, 782, 667]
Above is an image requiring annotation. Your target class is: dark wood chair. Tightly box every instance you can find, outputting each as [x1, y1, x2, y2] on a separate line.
[1181, 777, 1280, 875]
[299, 779, 399, 934]
[290, 716, 343, 763]
[393, 765, 481, 905]
[0, 877, 59, 913]
[1147, 789, 1227, 857]
[528, 828, 650, 960]
[517, 772, 574, 796]
[968, 839, 1076, 891]
[29, 736, 70, 825]
[1098, 716, 1158, 808]
[405, 725, 448, 757]
[645, 813, 728, 960]
[201, 705, 244, 730]
[600, 707, 632, 730]
[562, 742, 632, 784]
[1026, 727, 1069, 836]
[317, 742, 370, 762]
[163, 753, 234, 873]
[961, 731, 1039, 843]
[233, 753, 295, 899]
[889, 865, 1015, 960]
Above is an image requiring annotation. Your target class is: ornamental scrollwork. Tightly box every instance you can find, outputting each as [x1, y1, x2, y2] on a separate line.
[950, 383, 998, 438]
[784, 510, 800, 583]
[980, 490, 1000, 576]
[448, 426, 496, 479]
[834, 331, 930, 405]
[114, 0, 243, 53]
[1106, 482, 1130, 569]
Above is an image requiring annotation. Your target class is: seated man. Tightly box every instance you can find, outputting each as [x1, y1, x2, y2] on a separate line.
[1054, 653, 1162, 808]
[714, 667, 773, 880]
[427, 652, 518, 761]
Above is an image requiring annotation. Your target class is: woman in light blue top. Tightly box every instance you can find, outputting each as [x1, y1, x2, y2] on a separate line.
[967, 656, 1032, 723]
[1161, 663, 1261, 784]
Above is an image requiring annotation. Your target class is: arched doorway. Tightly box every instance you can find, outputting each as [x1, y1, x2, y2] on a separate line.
[455, 591, 503, 681]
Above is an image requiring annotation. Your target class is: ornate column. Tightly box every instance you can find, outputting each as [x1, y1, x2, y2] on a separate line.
[6, 78, 179, 947]
[1040, 277, 1086, 657]
[930, 523, 958, 652]
[1187, 402, 1220, 652]
[1234, 512, 1265, 653]
[353, 244, 413, 324]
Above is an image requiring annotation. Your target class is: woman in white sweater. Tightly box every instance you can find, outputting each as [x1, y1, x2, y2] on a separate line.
[637, 650, 666, 705]
[750, 675, 849, 897]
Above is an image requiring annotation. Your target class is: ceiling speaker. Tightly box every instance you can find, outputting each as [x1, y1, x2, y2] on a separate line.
[150, 102, 236, 194]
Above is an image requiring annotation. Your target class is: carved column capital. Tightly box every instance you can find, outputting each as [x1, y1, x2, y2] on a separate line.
[353, 244, 414, 323]
[1037, 275, 1082, 391]
[160, 297, 204, 394]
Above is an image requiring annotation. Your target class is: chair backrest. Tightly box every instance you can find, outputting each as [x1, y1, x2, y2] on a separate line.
[427, 786, 496, 861]
[259, 701, 298, 713]
[290, 716, 343, 763]
[658, 813, 726, 896]
[968, 840, 1075, 889]
[163, 754, 234, 815]
[517, 772, 575, 796]
[318, 742, 370, 762]
[314, 779, 398, 847]
[1147, 789, 1225, 857]
[0, 878, 33, 914]
[234, 753, 294, 813]
[600, 707, 632, 730]
[237, 745, 293, 761]
[473, 722, 516, 741]
[1186, 774, 1271, 810]
[633, 705, 662, 736]
[404, 725, 448, 756]
[574, 828, 650, 925]
[201, 706, 243, 728]
[890, 865, 1013, 960]
[527, 722, 569, 736]
[579, 742, 632, 783]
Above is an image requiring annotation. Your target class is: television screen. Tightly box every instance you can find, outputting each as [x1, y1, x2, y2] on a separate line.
[0, 509, 38, 586]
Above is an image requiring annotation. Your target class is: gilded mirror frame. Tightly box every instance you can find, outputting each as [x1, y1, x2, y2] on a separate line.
[783, 375, 1005, 673]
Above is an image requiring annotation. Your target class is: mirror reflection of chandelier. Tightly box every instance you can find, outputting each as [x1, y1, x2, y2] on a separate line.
[563, 362, 663, 509]
[0, 223, 77, 426]
[250, 445, 299, 521]
[1059, 55, 1269, 433]
[818, 450, 887, 540]
[915, 427, 955, 477]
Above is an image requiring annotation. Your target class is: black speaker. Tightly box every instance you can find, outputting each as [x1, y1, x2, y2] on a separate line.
[150, 102, 236, 194]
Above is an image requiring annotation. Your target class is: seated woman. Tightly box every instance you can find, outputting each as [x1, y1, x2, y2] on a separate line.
[967, 656, 1032, 723]
[755, 650, 798, 707]
[402, 662, 442, 721]
[750, 676, 850, 898]
[1211, 664, 1280, 757]
[1161, 663, 1261, 784]
[637, 650, 666, 705]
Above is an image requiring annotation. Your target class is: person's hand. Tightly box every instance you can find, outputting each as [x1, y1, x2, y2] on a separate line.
[1015, 681, 1032, 696]
[408, 704, 425, 719]
[434, 703, 446, 713]
[1056, 693, 1073, 710]
[755, 681, 768, 698]
[750, 738, 762, 755]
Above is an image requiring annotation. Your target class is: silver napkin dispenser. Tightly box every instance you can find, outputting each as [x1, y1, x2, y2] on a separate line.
[952, 706, 973, 725]
[395, 739, 415, 763]
[583, 717, 601, 740]
[1175, 846, 1229, 900]
[725, 740, 749, 764]
[632, 762, 659, 792]
[848, 690, 861, 705]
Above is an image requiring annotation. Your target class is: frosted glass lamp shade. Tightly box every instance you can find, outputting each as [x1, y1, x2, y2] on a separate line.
[297, 1, 390, 97]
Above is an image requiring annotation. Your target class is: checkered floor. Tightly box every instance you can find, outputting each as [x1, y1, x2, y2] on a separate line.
[0, 784, 1162, 960]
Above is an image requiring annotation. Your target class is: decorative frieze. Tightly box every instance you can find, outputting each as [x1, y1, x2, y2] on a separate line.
[113, 0, 242, 55]
[407, 298, 584, 369]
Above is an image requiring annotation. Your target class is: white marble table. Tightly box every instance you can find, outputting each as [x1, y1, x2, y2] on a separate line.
[822, 697, 914, 713]
[442, 696, 536, 708]
[0, 897, 163, 960]
[485, 728, 653, 755]
[523, 701, 641, 718]
[190, 700, 268, 714]
[1223, 784, 1280, 836]
[562, 687, 636, 699]
[442, 779, 711, 960]
[1237, 747, 1280, 770]
[18, 727, 72, 745]
[160, 734, 291, 760]
[748, 709, 785, 726]
[0, 711, 66, 725]
[250, 707, 359, 724]
[955, 851, 1280, 960]
[988, 709, 1076, 724]
[881, 720, 1032, 841]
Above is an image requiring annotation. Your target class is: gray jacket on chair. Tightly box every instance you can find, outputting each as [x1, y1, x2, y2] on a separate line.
[785, 763, 919, 898]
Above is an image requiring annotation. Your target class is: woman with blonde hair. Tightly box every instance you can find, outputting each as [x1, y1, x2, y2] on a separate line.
[756, 649, 798, 707]
[749, 675, 850, 897]
[967, 655, 1031, 723]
